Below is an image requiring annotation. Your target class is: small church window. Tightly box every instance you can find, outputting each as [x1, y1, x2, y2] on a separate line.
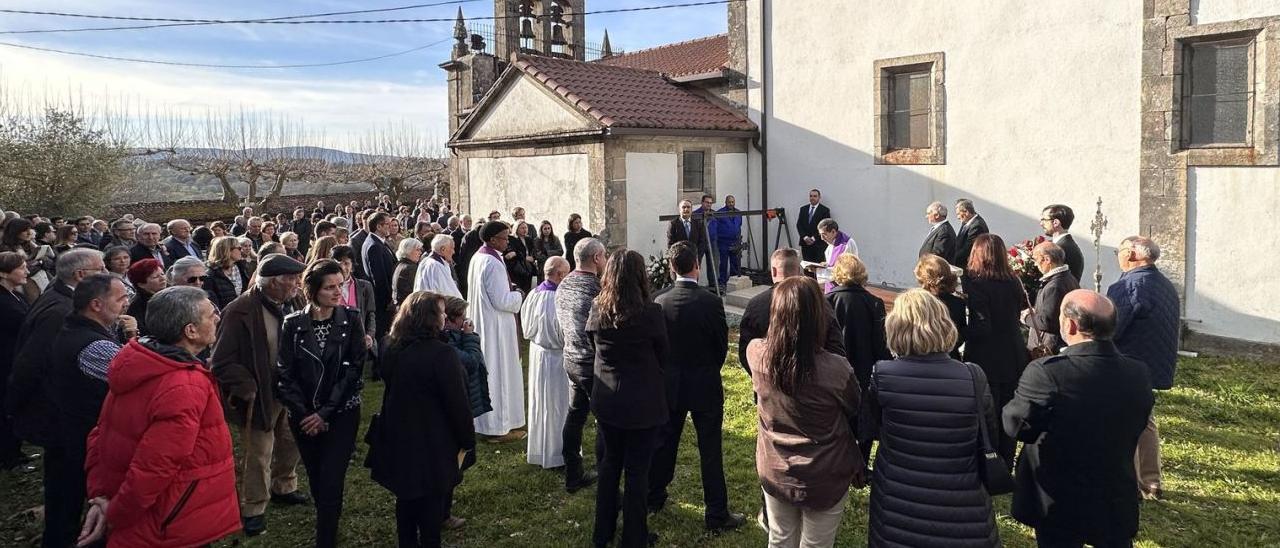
[874, 52, 945, 165]
[890, 71, 932, 150]
[682, 150, 706, 192]
[1181, 37, 1255, 148]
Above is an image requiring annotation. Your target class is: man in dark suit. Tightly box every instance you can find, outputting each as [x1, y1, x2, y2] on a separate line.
[1022, 242, 1080, 353]
[1041, 204, 1084, 282]
[953, 199, 989, 268]
[363, 212, 398, 378]
[290, 208, 313, 258]
[129, 223, 172, 268]
[738, 248, 845, 375]
[919, 201, 957, 264]
[647, 242, 745, 532]
[1004, 289, 1153, 548]
[162, 219, 202, 262]
[665, 200, 707, 254]
[795, 189, 831, 263]
[349, 210, 373, 281]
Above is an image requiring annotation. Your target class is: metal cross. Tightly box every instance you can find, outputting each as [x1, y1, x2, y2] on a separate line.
[1090, 196, 1108, 291]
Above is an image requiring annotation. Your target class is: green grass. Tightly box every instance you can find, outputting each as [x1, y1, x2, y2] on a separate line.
[3, 343, 1278, 547]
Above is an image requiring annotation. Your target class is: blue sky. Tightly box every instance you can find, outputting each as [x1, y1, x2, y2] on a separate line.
[0, 0, 727, 148]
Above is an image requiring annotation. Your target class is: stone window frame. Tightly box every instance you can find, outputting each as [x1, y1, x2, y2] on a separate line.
[1168, 19, 1279, 166]
[680, 148, 709, 192]
[874, 52, 946, 165]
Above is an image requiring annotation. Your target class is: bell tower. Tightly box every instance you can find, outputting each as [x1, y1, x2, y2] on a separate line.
[494, 0, 586, 61]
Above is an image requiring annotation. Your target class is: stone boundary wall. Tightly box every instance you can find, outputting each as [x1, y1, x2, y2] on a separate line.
[103, 190, 434, 225]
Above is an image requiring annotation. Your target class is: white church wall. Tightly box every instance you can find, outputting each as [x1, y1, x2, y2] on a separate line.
[749, 0, 1142, 289]
[467, 153, 591, 234]
[468, 75, 593, 141]
[1193, 0, 1278, 24]
[1187, 167, 1280, 344]
[624, 152, 679, 262]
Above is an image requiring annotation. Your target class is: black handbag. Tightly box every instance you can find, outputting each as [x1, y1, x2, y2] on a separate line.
[965, 362, 1015, 495]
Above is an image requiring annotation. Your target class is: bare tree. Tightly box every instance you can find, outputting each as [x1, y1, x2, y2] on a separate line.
[335, 123, 448, 204]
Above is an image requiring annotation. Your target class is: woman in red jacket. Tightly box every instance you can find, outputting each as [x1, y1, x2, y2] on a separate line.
[78, 286, 240, 548]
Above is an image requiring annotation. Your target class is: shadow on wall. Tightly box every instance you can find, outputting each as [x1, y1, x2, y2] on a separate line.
[754, 116, 1280, 350]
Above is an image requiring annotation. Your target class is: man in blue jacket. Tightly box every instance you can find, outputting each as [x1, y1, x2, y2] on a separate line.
[712, 195, 742, 291]
[1106, 235, 1179, 500]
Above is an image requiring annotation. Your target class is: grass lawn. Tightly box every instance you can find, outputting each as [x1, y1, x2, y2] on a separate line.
[3, 337, 1278, 547]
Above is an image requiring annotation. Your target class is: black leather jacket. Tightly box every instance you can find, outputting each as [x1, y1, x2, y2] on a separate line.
[276, 305, 367, 423]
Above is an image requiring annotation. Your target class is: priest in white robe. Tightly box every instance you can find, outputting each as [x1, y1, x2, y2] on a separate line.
[415, 233, 462, 298]
[523, 257, 572, 468]
[468, 221, 526, 439]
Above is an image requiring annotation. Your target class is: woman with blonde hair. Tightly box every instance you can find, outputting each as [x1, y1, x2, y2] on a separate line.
[826, 252, 890, 392]
[205, 236, 250, 310]
[281, 231, 305, 262]
[747, 276, 863, 548]
[915, 253, 967, 359]
[862, 289, 999, 547]
[307, 235, 340, 264]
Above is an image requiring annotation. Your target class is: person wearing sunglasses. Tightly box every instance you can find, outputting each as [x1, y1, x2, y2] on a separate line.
[168, 256, 208, 288]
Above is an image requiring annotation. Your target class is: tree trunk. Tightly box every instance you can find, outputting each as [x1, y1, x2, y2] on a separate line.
[216, 173, 240, 205]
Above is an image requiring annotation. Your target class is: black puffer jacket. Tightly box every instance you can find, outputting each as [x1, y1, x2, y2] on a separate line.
[862, 353, 1000, 548]
[275, 305, 367, 423]
[205, 262, 250, 311]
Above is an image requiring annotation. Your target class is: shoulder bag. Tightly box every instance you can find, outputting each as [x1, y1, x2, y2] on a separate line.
[965, 362, 1015, 495]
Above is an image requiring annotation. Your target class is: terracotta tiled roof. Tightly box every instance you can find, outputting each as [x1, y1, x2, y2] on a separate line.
[594, 34, 729, 77]
[511, 54, 755, 132]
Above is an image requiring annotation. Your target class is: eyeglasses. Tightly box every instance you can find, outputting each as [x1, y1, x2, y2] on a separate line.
[187, 276, 207, 284]
[1040, 218, 1053, 222]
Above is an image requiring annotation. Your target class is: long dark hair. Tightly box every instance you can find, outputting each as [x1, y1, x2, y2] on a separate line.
[966, 233, 1016, 281]
[385, 291, 446, 349]
[539, 220, 558, 244]
[591, 249, 649, 329]
[763, 277, 828, 396]
[0, 218, 34, 254]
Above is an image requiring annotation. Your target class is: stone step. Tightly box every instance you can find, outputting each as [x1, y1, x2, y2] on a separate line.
[725, 284, 770, 309]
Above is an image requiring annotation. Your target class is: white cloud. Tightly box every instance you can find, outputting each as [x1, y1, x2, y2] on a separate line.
[0, 43, 449, 149]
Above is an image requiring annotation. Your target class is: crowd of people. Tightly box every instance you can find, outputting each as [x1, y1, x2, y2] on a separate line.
[0, 191, 1183, 548]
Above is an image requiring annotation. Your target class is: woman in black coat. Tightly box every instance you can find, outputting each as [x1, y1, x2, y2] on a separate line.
[533, 220, 564, 281]
[204, 236, 250, 310]
[562, 214, 592, 271]
[916, 253, 967, 359]
[0, 252, 31, 468]
[825, 253, 891, 392]
[276, 259, 367, 548]
[504, 222, 537, 293]
[370, 291, 475, 548]
[863, 289, 999, 548]
[961, 233, 1028, 467]
[125, 258, 167, 336]
[392, 238, 423, 308]
[586, 249, 668, 548]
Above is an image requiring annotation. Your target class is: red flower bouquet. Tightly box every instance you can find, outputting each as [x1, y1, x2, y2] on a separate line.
[1009, 235, 1047, 299]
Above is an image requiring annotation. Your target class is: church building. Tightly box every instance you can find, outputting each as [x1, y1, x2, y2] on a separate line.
[738, 0, 1280, 351]
[443, 1, 755, 262]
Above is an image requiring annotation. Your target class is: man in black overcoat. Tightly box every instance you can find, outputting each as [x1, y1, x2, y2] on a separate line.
[665, 200, 706, 254]
[1003, 289, 1154, 548]
[1040, 204, 1085, 282]
[795, 189, 831, 263]
[953, 198, 989, 268]
[647, 242, 744, 532]
[919, 201, 957, 264]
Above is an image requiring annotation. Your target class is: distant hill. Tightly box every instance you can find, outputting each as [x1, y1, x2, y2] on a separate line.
[114, 146, 412, 204]
[114, 146, 384, 204]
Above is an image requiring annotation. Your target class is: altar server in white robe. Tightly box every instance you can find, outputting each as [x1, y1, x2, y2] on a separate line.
[468, 221, 527, 439]
[524, 256, 572, 468]
[415, 233, 462, 298]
